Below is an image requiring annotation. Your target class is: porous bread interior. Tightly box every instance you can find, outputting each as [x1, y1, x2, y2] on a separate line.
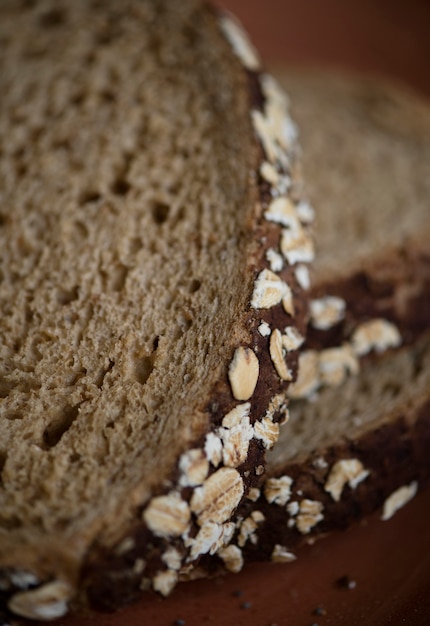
[0, 0, 258, 557]
[273, 70, 430, 283]
[268, 335, 430, 471]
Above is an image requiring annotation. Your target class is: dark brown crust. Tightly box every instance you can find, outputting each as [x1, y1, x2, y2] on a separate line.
[213, 393, 430, 567]
[307, 242, 430, 351]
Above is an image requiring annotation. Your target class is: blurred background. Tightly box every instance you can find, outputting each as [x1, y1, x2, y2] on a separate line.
[220, 0, 430, 96]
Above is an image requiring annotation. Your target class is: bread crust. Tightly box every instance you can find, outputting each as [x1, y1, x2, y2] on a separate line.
[225, 390, 430, 567]
[307, 243, 430, 352]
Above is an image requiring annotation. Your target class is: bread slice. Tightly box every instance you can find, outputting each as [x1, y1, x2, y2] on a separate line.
[208, 72, 430, 571]
[0, 2, 313, 618]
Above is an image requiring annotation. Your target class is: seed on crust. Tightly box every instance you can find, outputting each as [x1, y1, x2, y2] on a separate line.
[294, 264, 310, 290]
[319, 345, 359, 387]
[266, 247, 284, 272]
[295, 499, 324, 534]
[8, 581, 72, 621]
[237, 511, 265, 547]
[255, 464, 264, 476]
[258, 321, 271, 337]
[115, 537, 136, 555]
[251, 269, 291, 310]
[247, 487, 261, 502]
[264, 475, 293, 506]
[219, 15, 261, 71]
[310, 296, 346, 330]
[280, 224, 315, 265]
[282, 287, 295, 316]
[265, 393, 290, 424]
[162, 547, 182, 571]
[220, 403, 254, 468]
[287, 350, 319, 399]
[269, 329, 293, 381]
[187, 521, 235, 560]
[228, 347, 259, 401]
[179, 448, 209, 487]
[352, 319, 402, 356]
[287, 501, 300, 517]
[190, 467, 244, 526]
[260, 73, 297, 151]
[325, 459, 370, 502]
[296, 200, 315, 224]
[252, 109, 280, 165]
[265, 196, 299, 229]
[143, 492, 191, 538]
[152, 570, 178, 597]
[254, 416, 280, 450]
[260, 160, 280, 185]
[217, 545, 244, 573]
[8, 571, 39, 590]
[282, 326, 305, 352]
[381, 482, 418, 521]
[204, 432, 223, 468]
[222, 403, 251, 429]
[271, 545, 296, 563]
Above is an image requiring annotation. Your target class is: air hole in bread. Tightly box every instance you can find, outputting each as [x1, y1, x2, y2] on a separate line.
[71, 91, 85, 107]
[4, 412, 24, 421]
[110, 263, 128, 292]
[43, 404, 80, 449]
[189, 279, 201, 293]
[79, 190, 101, 205]
[57, 286, 79, 306]
[151, 201, 170, 225]
[52, 138, 71, 152]
[0, 214, 6, 227]
[37, 8, 66, 29]
[0, 451, 7, 477]
[174, 206, 186, 224]
[134, 356, 154, 387]
[0, 379, 12, 399]
[15, 162, 28, 178]
[129, 237, 142, 255]
[73, 220, 89, 239]
[111, 177, 130, 196]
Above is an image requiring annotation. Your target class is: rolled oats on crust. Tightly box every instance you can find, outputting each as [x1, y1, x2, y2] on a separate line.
[271, 545, 296, 563]
[381, 482, 418, 521]
[190, 468, 244, 526]
[8, 581, 72, 621]
[143, 492, 191, 538]
[228, 347, 259, 401]
[217, 545, 244, 573]
[324, 459, 370, 502]
[352, 319, 402, 356]
[264, 475, 293, 506]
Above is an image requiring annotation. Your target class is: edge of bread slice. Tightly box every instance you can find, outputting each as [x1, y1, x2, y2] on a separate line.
[0, 2, 313, 618]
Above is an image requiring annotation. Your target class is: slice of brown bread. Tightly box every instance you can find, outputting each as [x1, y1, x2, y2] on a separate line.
[208, 72, 430, 571]
[0, 2, 313, 619]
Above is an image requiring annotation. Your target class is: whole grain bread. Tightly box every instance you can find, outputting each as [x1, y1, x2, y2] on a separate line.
[210, 72, 430, 571]
[0, 2, 313, 619]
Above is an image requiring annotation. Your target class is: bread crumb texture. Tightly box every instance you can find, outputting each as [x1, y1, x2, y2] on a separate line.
[0, 0, 311, 614]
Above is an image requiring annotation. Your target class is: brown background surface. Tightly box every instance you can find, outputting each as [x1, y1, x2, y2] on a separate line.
[44, 2, 430, 625]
